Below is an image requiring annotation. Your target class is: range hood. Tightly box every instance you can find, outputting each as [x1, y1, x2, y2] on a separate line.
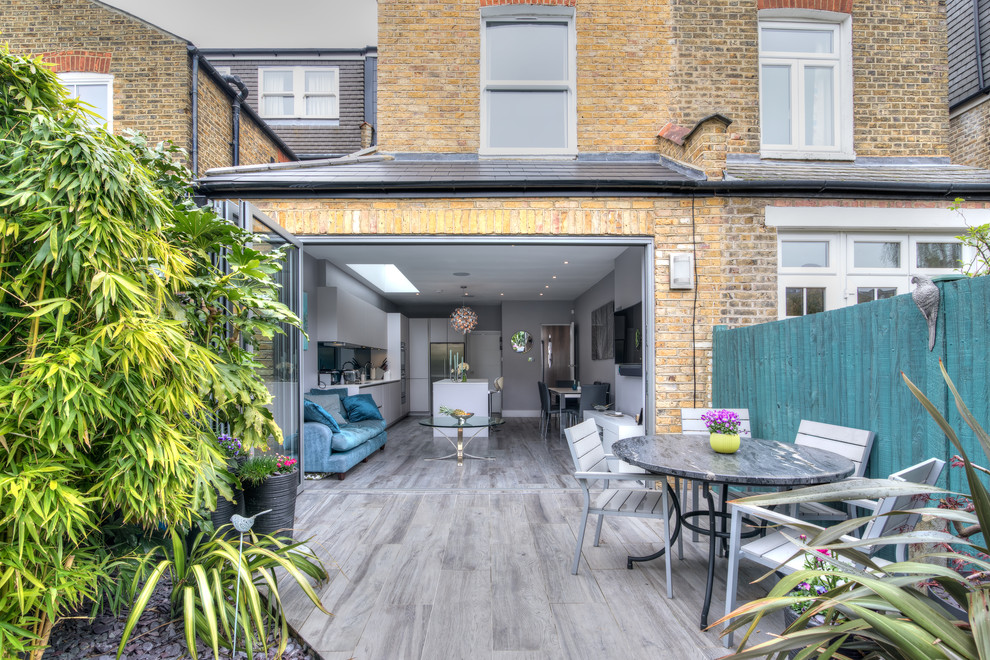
[318, 340, 379, 350]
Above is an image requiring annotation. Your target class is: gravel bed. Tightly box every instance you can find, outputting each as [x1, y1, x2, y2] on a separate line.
[46, 578, 320, 660]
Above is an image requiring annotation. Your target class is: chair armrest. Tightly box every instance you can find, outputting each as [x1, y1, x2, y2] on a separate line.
[730, 502, 828, 530]
[574, 471, 654, 482]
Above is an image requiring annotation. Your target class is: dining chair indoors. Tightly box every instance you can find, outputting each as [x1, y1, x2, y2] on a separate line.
[488, 376, 504, 432]
[564, 382, 609, 427]
[537, 381, 562, 439]
[564, 419, 675, 575]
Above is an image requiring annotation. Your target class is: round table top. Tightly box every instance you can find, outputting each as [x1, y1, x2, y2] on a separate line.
[611, 434, 855, 487]
[419, 416, 504, 428]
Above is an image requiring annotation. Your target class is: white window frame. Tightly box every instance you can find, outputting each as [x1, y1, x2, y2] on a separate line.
[258, 67, 339, 119]
[778, 233, 839, 274]
[59, 72, 113, 130]
[758, 11, 853, 160]
[910, 236, 969, 275]
[480, 5, 577, 157]
[846, 234, 908, 275]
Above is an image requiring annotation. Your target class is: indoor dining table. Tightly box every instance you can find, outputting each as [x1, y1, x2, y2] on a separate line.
[611, 434, 855, 629]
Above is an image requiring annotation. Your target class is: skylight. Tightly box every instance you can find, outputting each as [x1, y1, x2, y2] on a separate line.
[346, 264, 419, 293]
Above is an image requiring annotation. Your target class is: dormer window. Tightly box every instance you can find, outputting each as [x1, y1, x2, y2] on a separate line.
[480, 6, 576, 157]
[259, 67, 339, 119]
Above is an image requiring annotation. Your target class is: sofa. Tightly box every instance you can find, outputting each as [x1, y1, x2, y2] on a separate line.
[303, 388, 387, 479]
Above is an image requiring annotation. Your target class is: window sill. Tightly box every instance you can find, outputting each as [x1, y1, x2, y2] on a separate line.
[760, 149, 856, 161]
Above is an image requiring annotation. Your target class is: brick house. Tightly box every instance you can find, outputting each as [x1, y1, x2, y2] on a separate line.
[947, 0, 990, 167]
[1, 0, 296, 174]
[201, 48, 378, 159]
[189, 1, 990, 438]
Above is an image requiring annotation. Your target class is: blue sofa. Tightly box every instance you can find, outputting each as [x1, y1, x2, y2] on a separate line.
[303, 388, 387, 479]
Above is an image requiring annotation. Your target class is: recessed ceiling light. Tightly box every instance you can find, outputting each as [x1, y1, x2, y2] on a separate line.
[552, 275, 557, 279]
[539, 293, 544, 296]
[453, 272, 470, 277]
[500, 292, 504, 296]
[346, 264, 419, 293]
[545, 285, 550, 289]
[563, 261, 569, 264]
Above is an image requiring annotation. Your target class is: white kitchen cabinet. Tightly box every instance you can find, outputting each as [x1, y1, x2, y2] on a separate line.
[316, 287, 387, 349]
[428, 317, 449, 342]
[583, 410, 645, 474]
[409, 318, 429, 379]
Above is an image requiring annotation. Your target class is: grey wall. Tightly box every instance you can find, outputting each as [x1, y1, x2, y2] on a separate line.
[501, 301, 574, 414]
[302, 253, 323, 391]
[574, 271, 614, 394]
[397, 303, 501, 331]
[613, 247, 645, 416]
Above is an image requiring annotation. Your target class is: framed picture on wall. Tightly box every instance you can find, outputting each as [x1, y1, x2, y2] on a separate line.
[591, 301, 614, 360]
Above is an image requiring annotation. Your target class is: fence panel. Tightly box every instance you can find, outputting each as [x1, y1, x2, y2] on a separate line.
[713, 276, 990, 492]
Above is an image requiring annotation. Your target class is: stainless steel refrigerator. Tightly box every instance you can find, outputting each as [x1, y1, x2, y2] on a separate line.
[429, 342, 465, 410]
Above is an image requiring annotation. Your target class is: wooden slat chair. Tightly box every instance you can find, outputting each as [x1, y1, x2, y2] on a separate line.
[794, 420, 876, 521]
[680, 408, 752, 546]
[722, 457, 945, 647]
[564, 419, 672, 576]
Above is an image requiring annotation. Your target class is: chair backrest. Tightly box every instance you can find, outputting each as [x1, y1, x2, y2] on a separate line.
[578, 383, 609, 411]
[593, 381, 611, 403]
[795, 420, 875, 478]
[537, 381, 550, 414]
[680, 408, 752, 438]
[556, 379, 574, 388]
[564, 419, 609, 474]
[862, 457, 946, 543]
[494, 376, 504, 392]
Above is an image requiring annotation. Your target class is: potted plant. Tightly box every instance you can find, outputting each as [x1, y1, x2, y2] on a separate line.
[210, 433, 246, 532]
[702, 409, 742, 453]
[240, 454, 299, 540]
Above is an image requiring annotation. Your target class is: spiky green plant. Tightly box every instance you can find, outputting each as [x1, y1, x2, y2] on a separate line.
[718, 361, 990, 659]
[118, 527, 330, 660]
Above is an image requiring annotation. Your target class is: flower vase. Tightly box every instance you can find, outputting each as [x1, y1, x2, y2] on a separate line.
[709, 432, 741, 454]
[243, 470, 298, 540]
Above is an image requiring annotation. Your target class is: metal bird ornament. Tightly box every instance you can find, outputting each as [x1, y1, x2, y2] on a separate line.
[230, 509, 271, 533]
[911, 275, 940, 351]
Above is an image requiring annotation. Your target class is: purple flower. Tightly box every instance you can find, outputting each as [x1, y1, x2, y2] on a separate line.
[700, 409, 742, 435]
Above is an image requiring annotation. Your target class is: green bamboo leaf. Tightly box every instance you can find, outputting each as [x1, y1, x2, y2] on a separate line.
[189, 564, 219, 659]
[969, 589, 990, 659]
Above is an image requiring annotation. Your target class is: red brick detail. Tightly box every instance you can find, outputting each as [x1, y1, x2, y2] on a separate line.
[756, 0, 851, 13]
[480, 0, 575, 6]
[41, 50, 112, 74]
[658, 122, 691, 146]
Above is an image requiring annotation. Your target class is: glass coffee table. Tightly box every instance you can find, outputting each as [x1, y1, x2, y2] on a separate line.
[419, 416, 504, 465]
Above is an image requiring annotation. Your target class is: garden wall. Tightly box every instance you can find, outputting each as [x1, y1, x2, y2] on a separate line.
[712, 275, 990, 492]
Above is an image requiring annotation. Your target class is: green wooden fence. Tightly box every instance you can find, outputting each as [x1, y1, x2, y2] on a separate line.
[712, 275, 990, 493]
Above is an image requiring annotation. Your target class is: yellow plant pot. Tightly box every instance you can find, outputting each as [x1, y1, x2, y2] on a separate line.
[710, 432, 741, 454]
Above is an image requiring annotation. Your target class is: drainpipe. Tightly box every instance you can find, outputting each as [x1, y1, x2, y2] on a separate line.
[223, 74, 249, 167]
[188, 45, 200, 175]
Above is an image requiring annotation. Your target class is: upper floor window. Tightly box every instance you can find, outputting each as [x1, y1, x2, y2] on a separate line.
[259, 67, 339, 119]
[59, 72, 113, 129]
[481, 7, 576, 156]
[758, 16, 852, 159]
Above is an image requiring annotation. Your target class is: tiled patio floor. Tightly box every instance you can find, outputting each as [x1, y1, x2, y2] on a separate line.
[280, 417, 782, 660]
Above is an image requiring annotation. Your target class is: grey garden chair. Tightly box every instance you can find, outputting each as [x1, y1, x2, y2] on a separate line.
[680, 408, 752, 546]
[564, 419, 674, 576]
[794, 420, 876, 521]
[722, 457, 945, 647]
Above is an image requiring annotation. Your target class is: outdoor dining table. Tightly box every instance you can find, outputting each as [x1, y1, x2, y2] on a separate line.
[611, 434, 856, 629]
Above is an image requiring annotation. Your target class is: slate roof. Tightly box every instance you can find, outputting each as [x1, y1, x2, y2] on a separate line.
[198, 153, 990, 198]
[725, 160, 990, 184]
[200, 155, 703, 195]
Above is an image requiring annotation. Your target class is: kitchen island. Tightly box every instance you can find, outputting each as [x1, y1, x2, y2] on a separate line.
[431, 378, 490, 438]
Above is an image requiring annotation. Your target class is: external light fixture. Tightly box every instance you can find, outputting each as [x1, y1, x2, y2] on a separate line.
[669, 253, 694, 290]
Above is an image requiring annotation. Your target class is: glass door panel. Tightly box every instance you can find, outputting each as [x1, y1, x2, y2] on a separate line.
[241, 202, 304, 489]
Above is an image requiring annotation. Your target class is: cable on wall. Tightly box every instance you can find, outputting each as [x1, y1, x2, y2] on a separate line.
[691, 194, 698, 408]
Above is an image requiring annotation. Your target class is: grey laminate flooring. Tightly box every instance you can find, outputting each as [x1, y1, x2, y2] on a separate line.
[283, 416, 782, 660]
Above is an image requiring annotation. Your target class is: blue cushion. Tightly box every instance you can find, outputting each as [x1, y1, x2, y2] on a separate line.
[310, 387, 348, 400]
[330, 421, 383, 452]
[342, 393, 383, 422]
[307, 392, 345, 418]
[303, 399, 341, 432]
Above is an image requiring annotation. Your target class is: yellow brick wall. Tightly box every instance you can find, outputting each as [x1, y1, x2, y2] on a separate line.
[949, 101, 990, 168]
[378, 0, 950, 159]
[241, 195, 780, 431]
[2, 0, 191, 149]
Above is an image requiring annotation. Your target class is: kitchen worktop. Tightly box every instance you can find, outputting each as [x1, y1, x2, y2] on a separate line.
[355, 378, 401, 387]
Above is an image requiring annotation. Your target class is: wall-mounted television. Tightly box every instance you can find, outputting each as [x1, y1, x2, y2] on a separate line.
[613, 302, 643, 376]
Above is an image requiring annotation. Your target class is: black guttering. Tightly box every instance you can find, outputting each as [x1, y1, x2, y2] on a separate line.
[195, 177, 990, 200]
[188, 46, 298, 166]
